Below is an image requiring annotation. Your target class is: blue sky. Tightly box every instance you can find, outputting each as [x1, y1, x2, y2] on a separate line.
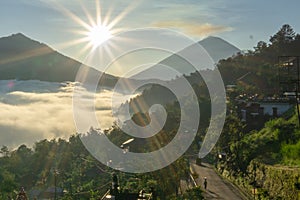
[0, 0, 299, 64]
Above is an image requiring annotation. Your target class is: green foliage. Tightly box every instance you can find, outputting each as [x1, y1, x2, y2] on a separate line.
[245, 161, 300, 200]
[0, 133, 192, 199]
[270, 24, 296, 48]
[170, 186, 203, 200]
[217, 24, 300, 95]
[182, 187, 203, 199]
[139, 157, 190, 199]
[0, 135, 112, 199]
[217, 111, 300, 199]
[220, 114, 299, 175]
[0, 168, 17, 199]
[281, 140, 300, 165]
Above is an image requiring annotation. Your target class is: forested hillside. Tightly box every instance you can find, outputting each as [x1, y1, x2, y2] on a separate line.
[116, 24, 300, 199]
[0, 133, 196, 199]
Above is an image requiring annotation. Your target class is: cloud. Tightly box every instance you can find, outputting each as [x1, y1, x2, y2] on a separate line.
[153, 21, 233, 38]
[0, 80, 134, 149]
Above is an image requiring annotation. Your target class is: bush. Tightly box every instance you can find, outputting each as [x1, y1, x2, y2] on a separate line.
[281, 141, 300, 166]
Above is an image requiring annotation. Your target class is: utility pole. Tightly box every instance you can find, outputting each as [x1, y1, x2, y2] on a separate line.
[278, 56, 300, 125]
[54, 169, 59, 200]
[253, 163, 256, 200]
[55, 171, 57, 200]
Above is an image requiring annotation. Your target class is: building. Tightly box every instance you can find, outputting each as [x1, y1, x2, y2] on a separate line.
[238, 100, 292, 122]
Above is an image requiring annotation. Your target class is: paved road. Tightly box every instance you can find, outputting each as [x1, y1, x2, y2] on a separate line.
[191, 162, 248, 200]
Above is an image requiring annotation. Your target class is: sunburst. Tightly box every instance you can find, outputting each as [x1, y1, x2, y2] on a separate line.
[87, 24, 112, 47]
[49, 0, 137, 57]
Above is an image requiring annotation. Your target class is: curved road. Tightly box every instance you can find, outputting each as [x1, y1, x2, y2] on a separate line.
[191, 162, 248, 200]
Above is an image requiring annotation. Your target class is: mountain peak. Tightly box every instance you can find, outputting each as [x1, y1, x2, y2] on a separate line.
[0, 33, 117, 83]
[3, 33, 37, 43]
[199, 36, 240, 63]
[200, 36, 238, 48]
[203, 36, 225, 40]
[204, 36, 222, 40]
[11, 32, 28, 38]
[0, 33, 52, 55]
[131, 37, 241, 80]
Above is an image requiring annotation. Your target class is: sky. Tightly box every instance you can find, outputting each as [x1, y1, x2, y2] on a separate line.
[1, 0, 300, 66]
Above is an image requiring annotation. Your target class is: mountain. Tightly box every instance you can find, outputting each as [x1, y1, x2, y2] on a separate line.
[131, 36, 241, 80]
[0, 33, 239, 87]
[199, 36, 241, 63]
[0, 33, 117, 85]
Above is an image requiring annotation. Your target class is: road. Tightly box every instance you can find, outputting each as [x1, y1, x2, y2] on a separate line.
[190, 162, 248, 200]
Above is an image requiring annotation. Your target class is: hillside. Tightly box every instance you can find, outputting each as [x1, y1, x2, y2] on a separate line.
[131, 36, 240, 80]
[217, 24, 300, 94]
[0, 33, 241, 89]
[0, 33, 117, 86]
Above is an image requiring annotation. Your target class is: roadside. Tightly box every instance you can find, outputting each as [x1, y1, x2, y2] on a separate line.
[190, 162, 248, 200]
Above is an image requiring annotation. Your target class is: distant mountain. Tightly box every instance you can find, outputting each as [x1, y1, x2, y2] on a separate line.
[0, 33, 117, 85]
[131, 36, 241, 80]
[199, 36, 241, 63]
[0, 33, 239, 87]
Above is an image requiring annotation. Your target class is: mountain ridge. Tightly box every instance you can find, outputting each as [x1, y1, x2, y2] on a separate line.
[131, 36, 241, 80]
[0, 33, 118, 86]
[0, 33, 240, 83]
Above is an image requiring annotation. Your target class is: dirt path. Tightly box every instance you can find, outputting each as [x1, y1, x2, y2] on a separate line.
[191, 162, 248, 200]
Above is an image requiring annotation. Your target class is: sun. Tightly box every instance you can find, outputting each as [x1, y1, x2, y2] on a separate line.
[51, 0, 138, 56]
[87, 24, 112, 47]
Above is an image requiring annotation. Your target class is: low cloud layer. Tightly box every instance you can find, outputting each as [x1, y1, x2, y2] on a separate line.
[0, 80, 133, 149]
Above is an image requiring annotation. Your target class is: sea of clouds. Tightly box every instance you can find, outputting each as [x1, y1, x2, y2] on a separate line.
[0, 80, 134, 149]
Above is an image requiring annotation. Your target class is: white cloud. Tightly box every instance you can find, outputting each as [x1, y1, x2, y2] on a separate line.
[153, 21, 233, 38]
[0, 80, 134, 149]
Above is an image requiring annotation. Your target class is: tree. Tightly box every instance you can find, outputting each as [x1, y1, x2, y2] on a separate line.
[0, 168, 17, 199]
[254, 41, 268, 54]
[270, 24, 295, 48]
[0, 145, 10, 157]
[218, 115, 244, 152]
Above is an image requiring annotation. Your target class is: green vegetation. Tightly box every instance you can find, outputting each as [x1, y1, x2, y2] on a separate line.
[217, 110, 299, 169]
[210, 24, 300, 199]
[216, 110, 300, 199]
[281, 140, 300, 166]
[0, 136, 113, 199]
[0, 134, 194, 199]
[169, 187, 203, 200]
[217, 24, 300, 94]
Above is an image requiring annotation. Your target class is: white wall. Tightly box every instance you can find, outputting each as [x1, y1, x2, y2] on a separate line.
[259, 103, 292, 116]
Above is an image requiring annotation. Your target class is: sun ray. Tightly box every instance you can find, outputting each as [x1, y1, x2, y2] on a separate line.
[95, 0, 102, 26]
[0, 46, 53, 66]
[102, 3, 114, 28]
[71, 29, 90, 36]
[52, 1, 92, 31]
[107, 1, 140, 30]
[79, 0, 96, 27]
[77, 43, 94, 58]
[52, 37, 90, 50]
[48, 0, 138, 60]
[50, 37, 95, 60]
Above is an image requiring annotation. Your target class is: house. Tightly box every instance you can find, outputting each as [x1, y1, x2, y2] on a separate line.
[237, 100, 292, 122]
